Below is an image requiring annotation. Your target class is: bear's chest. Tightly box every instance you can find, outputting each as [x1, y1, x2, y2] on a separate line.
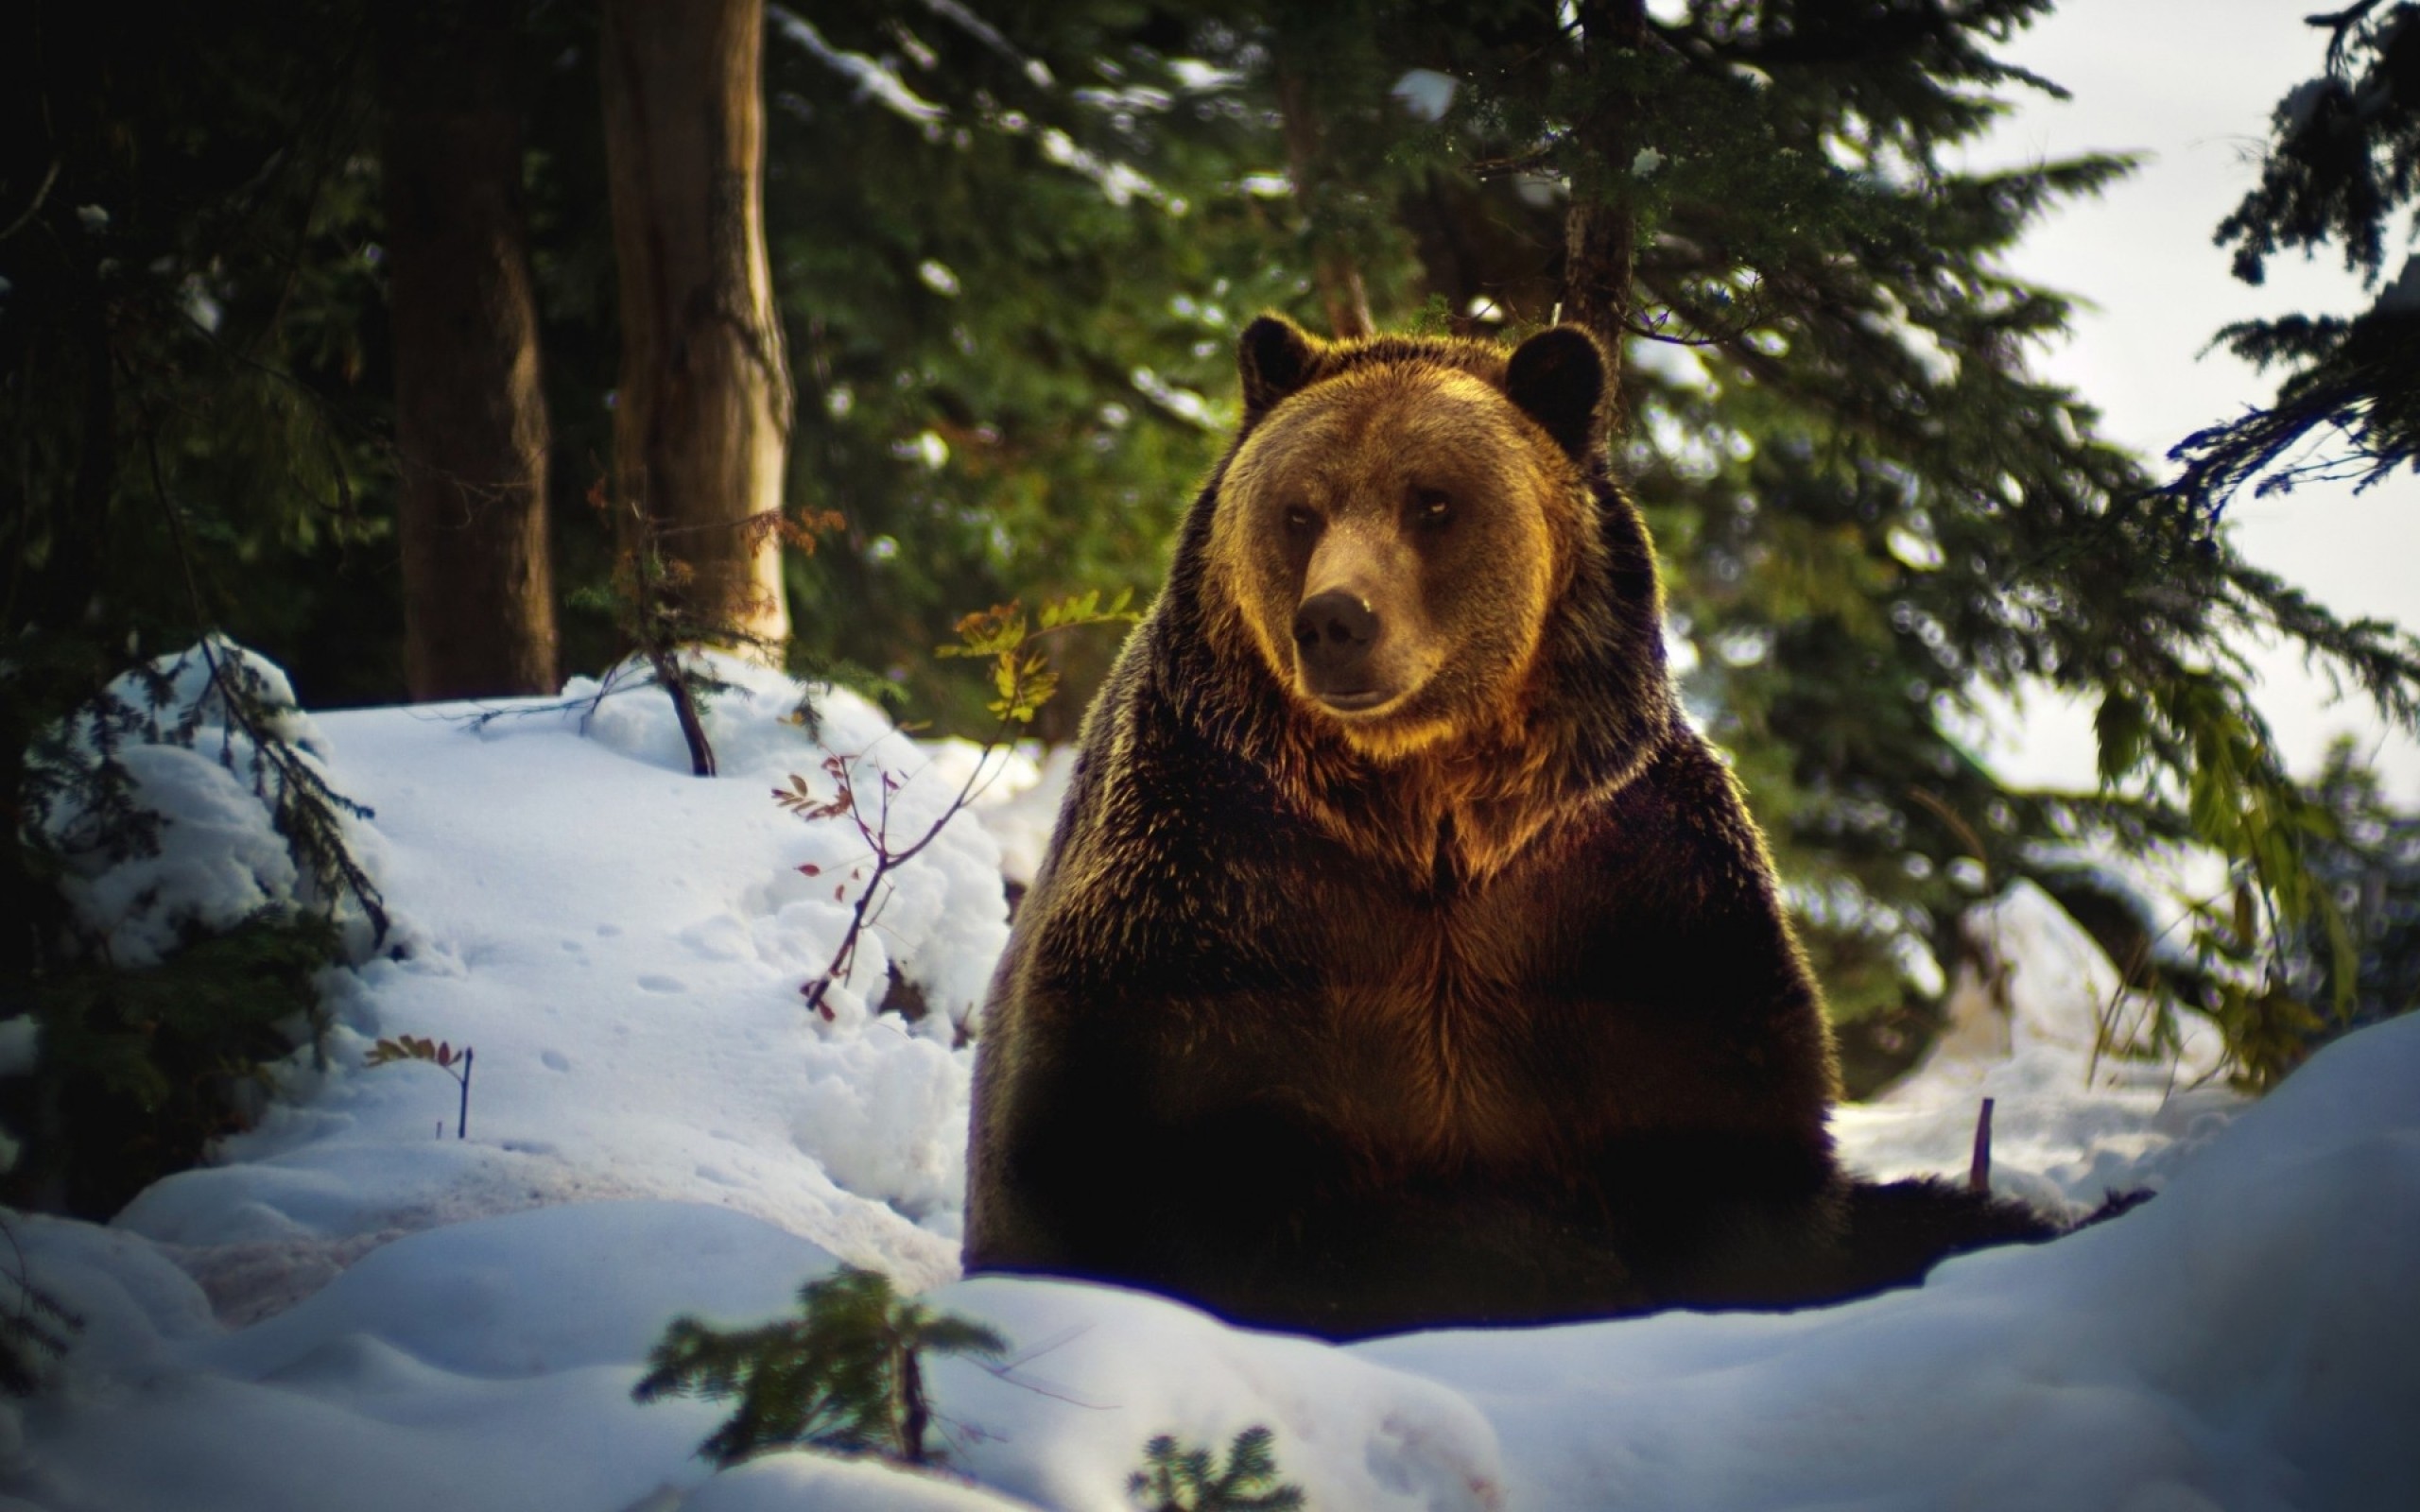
[1264, 842, 1619, 1169]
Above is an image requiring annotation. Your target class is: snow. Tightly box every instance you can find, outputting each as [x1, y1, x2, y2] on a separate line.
[1391, 69, 1458, 124]
[1129, 366, 1219, 428]
[0, 1019, 37, 1078]
[6, 644, 2416, 1510]
[1836, 880, 2238, 1220]
[54, 743, 303, 964]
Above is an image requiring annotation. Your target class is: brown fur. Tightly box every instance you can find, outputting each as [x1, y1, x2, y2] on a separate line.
[963, 316, 2056, 1338]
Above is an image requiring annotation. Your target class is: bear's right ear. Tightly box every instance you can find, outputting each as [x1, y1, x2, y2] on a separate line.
[1238, 315, 1325, 423]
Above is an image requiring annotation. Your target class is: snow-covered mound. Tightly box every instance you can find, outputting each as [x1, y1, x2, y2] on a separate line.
[95, 649, 1038, 1326]
[5, 645, 2413, 1510]
[1838, 879, 2245, 1219]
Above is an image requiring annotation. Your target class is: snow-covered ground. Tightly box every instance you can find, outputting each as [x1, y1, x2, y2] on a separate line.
[7, 647, 2416, 1511]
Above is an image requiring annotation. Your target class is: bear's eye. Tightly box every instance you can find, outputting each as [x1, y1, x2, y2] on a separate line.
[1411, 490, 1455, 531]
[1283, 504, 1319, 535]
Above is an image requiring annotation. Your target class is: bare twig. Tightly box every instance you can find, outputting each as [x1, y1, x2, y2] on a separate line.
[785, 593, 1135, 1021]
[0, 159, 60, 242]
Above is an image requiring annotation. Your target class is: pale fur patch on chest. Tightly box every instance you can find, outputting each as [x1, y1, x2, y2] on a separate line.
[1312, 885, 1569, 1173]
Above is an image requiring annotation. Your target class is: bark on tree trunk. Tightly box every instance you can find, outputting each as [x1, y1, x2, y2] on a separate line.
[1561, 0, 1650, 438]
[378, 0, 560, 700]
[1562, 198, 1634, 361]
[1276, 67, 1374, 341]
[598, 0, 792, 654]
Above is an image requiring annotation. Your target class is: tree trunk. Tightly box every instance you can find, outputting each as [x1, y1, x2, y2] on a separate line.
[598, 0, 792, 654]
[897, 1340, 929, 1464]
[1561, 0, 1649, 437]
[1276, 65, 1374, 340]
[378, 0, 560, 700]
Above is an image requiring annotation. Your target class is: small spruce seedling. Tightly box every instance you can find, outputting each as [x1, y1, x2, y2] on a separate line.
[1128, 1425, 1307, 1512]
[0, 1221, 80, 1397]
[633, 1265, 1007, 1468]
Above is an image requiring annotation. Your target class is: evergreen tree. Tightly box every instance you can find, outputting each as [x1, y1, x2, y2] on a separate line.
[2172, 0, 2420, 508]
[2288, 738, 2420, 1040]
[1144, 0, 2420, 1082]
[0, 0, 399, 705]
[1, 3, 394, 1212]
[757, 1, 1313, 731]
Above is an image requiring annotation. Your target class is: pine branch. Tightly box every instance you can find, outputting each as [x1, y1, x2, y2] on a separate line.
[137, 418, 389, 946]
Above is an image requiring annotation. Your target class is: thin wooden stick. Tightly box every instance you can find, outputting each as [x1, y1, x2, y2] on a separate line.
[1968, 1096, 1996, 1193]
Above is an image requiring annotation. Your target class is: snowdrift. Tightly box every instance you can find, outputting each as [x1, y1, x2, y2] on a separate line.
[6, 648, 2413, 1511]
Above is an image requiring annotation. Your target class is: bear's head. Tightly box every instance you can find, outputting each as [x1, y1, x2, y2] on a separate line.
[1201, 314, 1653, 766]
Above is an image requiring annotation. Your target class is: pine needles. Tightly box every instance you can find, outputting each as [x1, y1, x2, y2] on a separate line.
[1128, 1427, 1307, 1512]
[634, 1268, 1314, 1506]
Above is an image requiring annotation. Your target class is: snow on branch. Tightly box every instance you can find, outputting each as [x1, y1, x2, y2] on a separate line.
[770, 7, 946, 129]
[918, 0, 1053, 89]
[1037, 126, 1181, 212]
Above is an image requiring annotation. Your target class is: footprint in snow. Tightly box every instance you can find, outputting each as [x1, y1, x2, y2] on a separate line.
[636, 974, 686, 994]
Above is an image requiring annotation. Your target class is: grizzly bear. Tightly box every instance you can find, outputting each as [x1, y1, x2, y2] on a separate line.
[962, 315, 2052, 1339]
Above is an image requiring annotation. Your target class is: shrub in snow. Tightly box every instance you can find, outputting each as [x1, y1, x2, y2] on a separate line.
[784, 593, 1135, 1024]
[361, 1035, 475, 1140]
[26, 638, 388, 965]
[0, 1224, 78, 1397]
[544, 597, 1126, 1043]
[634, 1265, 1007, 1469]
[9, 640, 388, 1216]
[548, 649, 1012, 1030]
[8, 897, 343, 1218]
[562, 648, 827, 780]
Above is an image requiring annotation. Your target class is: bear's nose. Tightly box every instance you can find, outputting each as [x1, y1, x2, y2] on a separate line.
[1293, 590, 1379, 688]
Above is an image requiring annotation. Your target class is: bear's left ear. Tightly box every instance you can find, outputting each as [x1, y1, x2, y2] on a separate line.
[1504, 326, 1608, 463]
[1238, 315, 1326, 423]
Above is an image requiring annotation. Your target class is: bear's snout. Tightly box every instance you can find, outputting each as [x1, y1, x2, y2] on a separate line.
[1293, 589, 1384, 703]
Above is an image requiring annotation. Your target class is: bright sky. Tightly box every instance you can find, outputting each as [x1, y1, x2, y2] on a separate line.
[1961, 0, 2420, 799]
